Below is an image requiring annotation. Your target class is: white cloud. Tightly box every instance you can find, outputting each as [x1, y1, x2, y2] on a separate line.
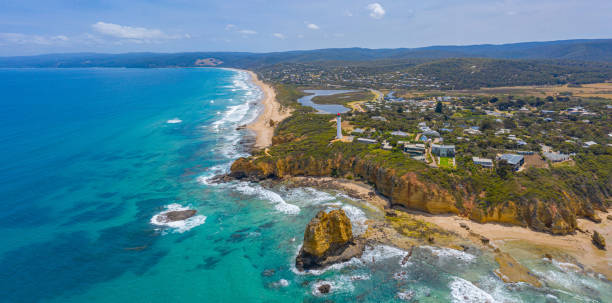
[92, 22, 183, 42]
[238, 29, 257, 35]
[307, 23, 320, 30]
[225, 24, 236, 31]
[0, 33, 70, 45]
[273, 33, 285, 39]
[367, 3, 386, 19]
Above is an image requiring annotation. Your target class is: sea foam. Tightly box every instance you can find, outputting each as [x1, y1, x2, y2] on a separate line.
[233, 182, 300, 215]
[166, 118, 182, 124]
[449, 277, 498, 303]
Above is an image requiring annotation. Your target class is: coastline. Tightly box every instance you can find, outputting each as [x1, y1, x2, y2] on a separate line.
[284, 176, 612, 280]
[244, 70, 292, 149]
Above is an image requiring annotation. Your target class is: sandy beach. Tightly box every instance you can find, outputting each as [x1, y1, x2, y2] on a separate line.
[246, 71, 292, 149]
[288, 176, 612, 280]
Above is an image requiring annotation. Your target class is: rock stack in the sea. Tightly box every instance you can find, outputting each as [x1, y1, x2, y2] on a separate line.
[157, 209, 196, 223]
[592, 230, 606, 250]
[295, 209, 364, 271]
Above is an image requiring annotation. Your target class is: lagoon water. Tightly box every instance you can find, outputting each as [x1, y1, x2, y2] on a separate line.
[298, 90, 356, 114]
[0, 68, 610, 303]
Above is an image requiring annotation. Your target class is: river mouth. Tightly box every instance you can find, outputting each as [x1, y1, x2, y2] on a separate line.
[298, 90, 357, 114]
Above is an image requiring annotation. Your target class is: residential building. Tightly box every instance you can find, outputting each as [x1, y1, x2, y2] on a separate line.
[431, 144, 455, 157]
[472, 157, 493, 168]
[390, 130, 409, 137]
[497, 154, 524, 171]
[543, 152, 570, 162]
[357, 138, 377, 144]
[404, 143, 426, 156]
[351, 128, 365, 135]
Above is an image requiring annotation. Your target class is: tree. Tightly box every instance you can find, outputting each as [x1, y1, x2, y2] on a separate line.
[503, 118, 517, 129]
[496, 160, 512, 179]
[435, 101, 443, 113]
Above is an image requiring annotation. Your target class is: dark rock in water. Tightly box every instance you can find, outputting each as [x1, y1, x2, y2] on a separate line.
[592, 230, 606, 250]
[480, 236, 490, 245]
[158, 210, 196, 223]
[236, 124, 247, 130]
[295, 210, 365, 271]
[209, 174, 235, 184]
[544, 253, 553, 260]
[261, 269, 275, 277]
[317, 284, 331, 294]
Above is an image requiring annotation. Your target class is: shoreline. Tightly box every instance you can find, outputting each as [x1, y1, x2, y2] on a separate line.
[243, 70, 292, 149]
[284, 176, 612, 280]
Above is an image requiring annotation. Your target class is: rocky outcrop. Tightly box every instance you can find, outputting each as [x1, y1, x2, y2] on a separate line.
[295, 209, 364, 271]
[592, 231, 606, 250]
[156, 210, 196, 222]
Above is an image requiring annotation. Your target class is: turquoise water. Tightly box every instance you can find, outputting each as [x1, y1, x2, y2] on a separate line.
[0, 68, 610, 303]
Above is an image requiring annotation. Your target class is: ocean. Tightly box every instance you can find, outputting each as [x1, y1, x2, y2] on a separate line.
[0, 68, 610, 303]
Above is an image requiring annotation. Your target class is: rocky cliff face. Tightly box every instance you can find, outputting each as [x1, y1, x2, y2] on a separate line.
[230, 154, 606, 235]
[295, 209, 364, 271]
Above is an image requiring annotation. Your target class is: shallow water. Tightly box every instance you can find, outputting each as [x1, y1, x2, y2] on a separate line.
[0, 68, 610, 302]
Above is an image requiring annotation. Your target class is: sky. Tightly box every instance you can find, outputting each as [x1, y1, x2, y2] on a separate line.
[0, 0, 610, 56]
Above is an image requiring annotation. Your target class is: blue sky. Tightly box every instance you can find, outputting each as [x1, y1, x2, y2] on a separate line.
[0, 0, 610, 56]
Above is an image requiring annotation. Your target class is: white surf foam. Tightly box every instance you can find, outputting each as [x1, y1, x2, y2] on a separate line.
[310, 276, 355, 296]
[206, 70, 263, 161]
[150, 203, 206, 233]
[271, 279, 289, 288]
[420, 245, 476, 263]
[338, 204, 368, 236]
[449, 277, 498, 303]
[233, 182, 300, 215]
[166, 118, 182, 124]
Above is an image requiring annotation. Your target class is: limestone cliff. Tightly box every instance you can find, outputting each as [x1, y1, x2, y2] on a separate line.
[295, 209, 364, 271]
[230, 152, 609, 235]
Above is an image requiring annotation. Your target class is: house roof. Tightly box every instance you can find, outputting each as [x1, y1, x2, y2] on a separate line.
[472, 157, 493, 164]
[498, 154, 524, 165]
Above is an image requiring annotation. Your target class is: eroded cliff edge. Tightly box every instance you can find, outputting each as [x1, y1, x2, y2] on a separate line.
[229, 114, 611, 235]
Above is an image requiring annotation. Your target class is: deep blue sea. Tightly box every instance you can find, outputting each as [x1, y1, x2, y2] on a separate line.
[1, 68, 610, 303]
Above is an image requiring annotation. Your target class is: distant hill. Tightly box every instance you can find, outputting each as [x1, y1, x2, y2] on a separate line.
[0, 39, 611, 68]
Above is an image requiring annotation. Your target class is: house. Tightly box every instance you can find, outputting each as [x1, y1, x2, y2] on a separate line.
[497, 154, 524, 171]
[404, 143, 426, 156]
[381, 140, 393, 150]
[472, 157, 493, 168]
[372, 116, 387, 122]
[464, 128, 481, 135]
[422, 130, 441, 138]
[352, 128, 365, 135]
[583, 141, 597, 148]
[543, 152, 570, 162]
[431, 144, 455, 157]
[495, 129, 510, 135]
[357, 138, 377, 144]
[390, 131, 409, 137]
